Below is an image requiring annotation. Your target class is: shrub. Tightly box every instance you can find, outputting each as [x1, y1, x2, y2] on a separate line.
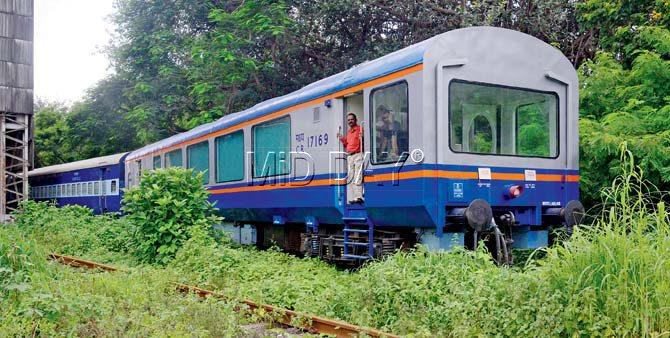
[0, 227, 44, 303]
[12, 201, 132, 260]
[122, 168, 221, 264]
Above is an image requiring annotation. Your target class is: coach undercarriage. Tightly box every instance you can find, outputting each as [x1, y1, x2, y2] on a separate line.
[247, 197, 583, 265]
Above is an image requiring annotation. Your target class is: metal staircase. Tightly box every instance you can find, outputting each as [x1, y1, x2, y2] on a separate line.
[342, 206, 375, 260]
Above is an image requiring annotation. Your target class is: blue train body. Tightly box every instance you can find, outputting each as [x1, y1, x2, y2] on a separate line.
[28, 153, 128, 214]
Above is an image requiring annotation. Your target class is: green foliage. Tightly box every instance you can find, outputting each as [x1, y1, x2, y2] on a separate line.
[4, 152, 670, 335]
[33, 101, 74, 168]
[122, 168, 222, 264]
[169, 156, 670, 336]
[13, 201, 132, 261]
[0, 227, 44, 303]
[516, 103, 550, 157]
[187, 0, 292, 126]
[33, 77, 142, 168]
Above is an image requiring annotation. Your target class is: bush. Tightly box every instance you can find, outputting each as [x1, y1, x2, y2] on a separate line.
[0, 227, 44, 303]
[12, 201, 132, 261]
[122, 168, 221, 264]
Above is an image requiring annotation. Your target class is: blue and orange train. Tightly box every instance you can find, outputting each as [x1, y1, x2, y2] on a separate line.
[30, 27, 583, 262]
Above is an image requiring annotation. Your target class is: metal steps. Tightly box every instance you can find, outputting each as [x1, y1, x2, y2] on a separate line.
[342, 211, 374, 260]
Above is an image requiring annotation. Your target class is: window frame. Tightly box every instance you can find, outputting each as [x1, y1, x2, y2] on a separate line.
[153, 155, 162, 169]
[165, 148, 183, 168]
[251, 115, 292, 178]
[368, 80, 410, 165]
[187, 141, 211, 184]
[447, 79, 560, 159]
[111, 179, 118, 195]
[215, 130, 245, 183]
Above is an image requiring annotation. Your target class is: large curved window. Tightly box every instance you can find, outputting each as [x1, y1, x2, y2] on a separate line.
[449, 80, 558, 158]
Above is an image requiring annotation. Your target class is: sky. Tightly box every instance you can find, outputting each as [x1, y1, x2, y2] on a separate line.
[34, 0, 116, 104]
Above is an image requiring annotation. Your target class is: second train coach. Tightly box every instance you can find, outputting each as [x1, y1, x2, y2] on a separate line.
[29, 153, 128, 214]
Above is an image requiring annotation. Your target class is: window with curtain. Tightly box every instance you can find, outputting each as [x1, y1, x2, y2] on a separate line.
[165, 149, 183, 167]
[216, 131, 244, 182]
[253, 116, 291, 177]
[153, 155, 162, 169]
[187, 141, 210, 184]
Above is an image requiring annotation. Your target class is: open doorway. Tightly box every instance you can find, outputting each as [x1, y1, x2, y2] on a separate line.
[342, 93, 364, 205]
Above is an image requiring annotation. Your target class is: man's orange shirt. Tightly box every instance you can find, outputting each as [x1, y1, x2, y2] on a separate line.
[340, 125, 362, 154]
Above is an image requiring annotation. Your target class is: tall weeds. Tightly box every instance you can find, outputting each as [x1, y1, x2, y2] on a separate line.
[2, 145, 669, 336]
[538, 145, 670, 336]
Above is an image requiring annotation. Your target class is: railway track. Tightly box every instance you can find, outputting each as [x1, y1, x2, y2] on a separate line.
[47, 253, 399, 338]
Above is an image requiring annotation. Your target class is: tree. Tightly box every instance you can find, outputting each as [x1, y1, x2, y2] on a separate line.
[33, 76, 142, 168]
[577, 0, 670, 205]
[33, 101, 72, 167]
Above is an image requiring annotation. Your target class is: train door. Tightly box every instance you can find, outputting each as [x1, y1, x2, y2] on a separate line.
[98, 168, 106, 214]
[342, 93, 364, 204]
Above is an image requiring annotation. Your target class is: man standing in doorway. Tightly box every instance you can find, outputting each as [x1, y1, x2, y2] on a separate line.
[339, 113, 364, 204]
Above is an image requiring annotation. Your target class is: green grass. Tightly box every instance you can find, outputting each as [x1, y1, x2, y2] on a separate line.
[2, 153, 669, 336]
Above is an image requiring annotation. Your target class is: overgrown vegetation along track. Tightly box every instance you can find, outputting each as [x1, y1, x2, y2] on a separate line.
[47, 253, 399, 338]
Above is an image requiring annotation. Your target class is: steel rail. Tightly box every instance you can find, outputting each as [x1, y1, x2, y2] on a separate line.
[48, 253, 399, 338]
[48, 253, 119, 272]
[175, 283, 399, 338]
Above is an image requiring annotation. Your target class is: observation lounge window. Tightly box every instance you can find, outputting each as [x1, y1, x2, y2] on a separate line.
[449, 80, 558, 158]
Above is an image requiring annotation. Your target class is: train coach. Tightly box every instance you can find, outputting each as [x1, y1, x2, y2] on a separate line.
[122, 26, 584, 262]
[29, 153, 128, 214]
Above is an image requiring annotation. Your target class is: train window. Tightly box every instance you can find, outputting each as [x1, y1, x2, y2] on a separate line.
[153, 155, 162, 169]
[253, 116, 291, 177]
[166, 149, 183, 168]
[215, 131, 244, 182]
[371, 81, 409, 164]
[449, 80, 558, 158]
[111, 180, 118, 194]
[187, 141, 210, 184]
[88, 182, 94, 196]
[94, 181, 100, 195]
[76, 183, 82, 196]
